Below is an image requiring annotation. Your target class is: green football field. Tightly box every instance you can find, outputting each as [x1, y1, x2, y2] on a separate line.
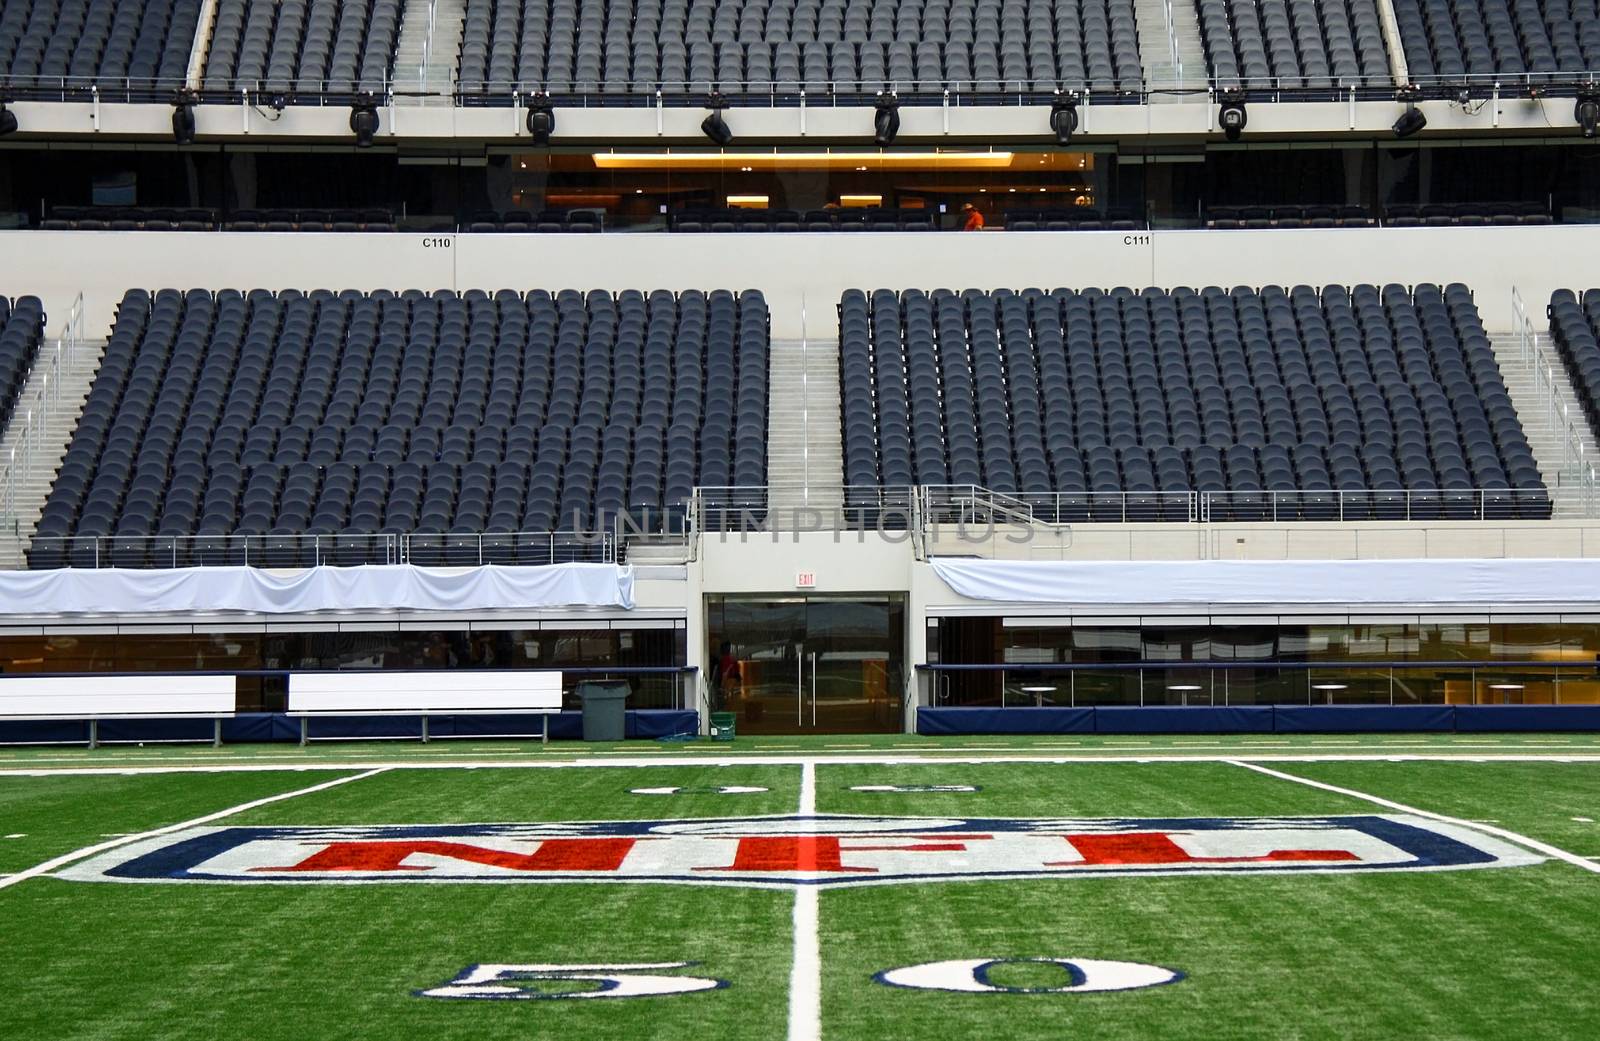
[1, 738, 1597, 1040]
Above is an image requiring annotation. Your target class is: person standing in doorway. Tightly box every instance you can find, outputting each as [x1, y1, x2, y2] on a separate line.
[961, 202, 985, 230]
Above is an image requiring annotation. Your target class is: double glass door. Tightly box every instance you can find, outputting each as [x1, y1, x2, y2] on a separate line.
[707, 596, 905, 734]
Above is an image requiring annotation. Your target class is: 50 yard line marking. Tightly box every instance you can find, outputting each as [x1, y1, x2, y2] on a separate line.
[0, 767, 391, 893]
[1228, 760, 1600, 876]
[788, 760, 821, 1041]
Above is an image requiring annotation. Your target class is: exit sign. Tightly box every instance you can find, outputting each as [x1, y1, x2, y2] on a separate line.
[794, 571, 817, 588]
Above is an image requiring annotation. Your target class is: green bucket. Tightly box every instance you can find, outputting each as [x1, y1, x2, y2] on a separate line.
[710, 711, 737, 742]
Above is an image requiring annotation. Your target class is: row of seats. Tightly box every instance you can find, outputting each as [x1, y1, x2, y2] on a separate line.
[0, 296, 45, 441]
[839, 284, 1548, 521]
[1384, 202, 1553, 226]
[31, 288, 769, 568]
[224, 209, 398, 232]
[1002, 207, 1142, 230]
[464, 209, 604, 232]
[0, 0, 198, 91]
[1197, 0, 1390, 89]
[670, 207, 938, 231]
[457, 0, 1144, 93]
[1394, 0, 1600, 80]
[1206, 205, 1374, 228]
[202, 0, 400, 95]
[1549, 289, 1600, 444]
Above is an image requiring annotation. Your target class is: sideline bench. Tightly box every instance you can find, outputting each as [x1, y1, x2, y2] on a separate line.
[287, 671, 564, 745]
[0, 675, 236, 747]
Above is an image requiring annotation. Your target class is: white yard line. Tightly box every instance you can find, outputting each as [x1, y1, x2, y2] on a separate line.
[0, 751, 1598, 777]
[0, 767, 389, 893]
[788, 760, 821, 1041]
[1228, 760, 1600, 876]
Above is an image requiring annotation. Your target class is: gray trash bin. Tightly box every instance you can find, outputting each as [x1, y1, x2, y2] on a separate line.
[578, 680, 630, 741]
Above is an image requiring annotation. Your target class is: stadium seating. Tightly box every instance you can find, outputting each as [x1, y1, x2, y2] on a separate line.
[0, 296, 46, 437]
[1196, 0, 1391, 89]
[1004, 207, 1143, 230]
[839, 284, 1546, 521]
[29, 288, 769, 568]
[1205, 205, 1373, 228]
[1392, 0, 1600, 81]
[455, 0, 1144, 95]
[201, 0, 402, 96]
[1548, 288, 1600, 438]
[0, 0, 200, 94]
[1382, 202, 1552, 227]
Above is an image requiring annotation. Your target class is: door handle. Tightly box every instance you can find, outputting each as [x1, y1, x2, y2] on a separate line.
[809, 651, 817, 727]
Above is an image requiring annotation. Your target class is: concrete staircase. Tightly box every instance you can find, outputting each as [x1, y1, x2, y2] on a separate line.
[1135, 0, 1207, 94]
[0, 338, 103, 568]
[392, 0, 464, 103]
[766, 337, 843, 523]
[1491, 332, 1600, 518]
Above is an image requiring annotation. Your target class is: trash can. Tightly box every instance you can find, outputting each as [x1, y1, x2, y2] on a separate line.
[710, 711, 736, 742]
[577, 681, 629, 742]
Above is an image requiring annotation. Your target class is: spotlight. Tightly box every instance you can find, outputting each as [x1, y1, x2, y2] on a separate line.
[1576, 90, 1600, 138]
[349, 95, 380, 148]
[1391, 84, 1426, 138]
[1217, 87, 1247, 142]
[269, 93, 288, 112]
[701, 92, 732, 145]
[171, 90, 196, 145]
[1049, 92, 1079, 145]
[873, 92, 900, 145]
[0, 103, 15, 138]
[525, 93, 555, 144]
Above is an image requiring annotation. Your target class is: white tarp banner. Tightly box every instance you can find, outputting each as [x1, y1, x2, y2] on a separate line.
[0, 563, 635, 615]
[929, 557, 1600, 608]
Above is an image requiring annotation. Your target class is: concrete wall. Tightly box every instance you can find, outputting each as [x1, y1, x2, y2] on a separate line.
[924, 520, 1600, 561]
[1, 223, 1587, 340]
[5, 94, 1584, 143]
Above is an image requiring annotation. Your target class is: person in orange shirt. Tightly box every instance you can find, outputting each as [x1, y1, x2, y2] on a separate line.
[961, 202, 985, 230]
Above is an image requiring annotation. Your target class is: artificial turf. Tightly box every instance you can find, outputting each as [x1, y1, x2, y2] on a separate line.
[1, 756, 1595, 1040]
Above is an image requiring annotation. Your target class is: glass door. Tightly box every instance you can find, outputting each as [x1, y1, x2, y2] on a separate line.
[707, 595, 905, 734]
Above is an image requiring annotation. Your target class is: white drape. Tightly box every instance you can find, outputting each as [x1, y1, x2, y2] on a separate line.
[0, 563, 636, 615]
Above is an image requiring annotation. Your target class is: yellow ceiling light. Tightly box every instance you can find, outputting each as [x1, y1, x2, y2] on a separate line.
[592, 150, 1015, 170]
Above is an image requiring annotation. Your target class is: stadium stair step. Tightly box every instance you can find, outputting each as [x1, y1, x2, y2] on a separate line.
[393, 0, 466, 104]
[1135, 0, 1208, 94]
[0, 337, 104, 569]
[766, 337, 843, 524]
[1490, 332, 1600, 518]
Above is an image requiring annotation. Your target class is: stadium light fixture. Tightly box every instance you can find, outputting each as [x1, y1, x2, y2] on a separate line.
[1311, 684, 1349, 691]
[526, 93, 555, 144]
[0, 102, 15, 138]
[873, 92, 900, 146]
[1049, 92, 1079, 145]
[1166, 685, 1202, 691]
[1020, 685, 1057, 693]
[701, 93, 733, 146]
[350, 96, 380, 148]
[1392, 84, 1426, 138]
[171, 90, 196, 145]
[1576, 90, 1600, 138]
[1217, 87, 1247, 142]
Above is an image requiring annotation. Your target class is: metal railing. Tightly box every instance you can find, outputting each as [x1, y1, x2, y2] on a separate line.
[0, 292, 84, 542]
[920, 658, 1600, 708]
[1512, 285, 1598, 511]
[20, 530, 615, 570]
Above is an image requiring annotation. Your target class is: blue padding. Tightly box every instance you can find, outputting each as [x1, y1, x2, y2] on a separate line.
[628, 710, 700, 739]
[223, 713, 302, 742]
[0, 719, 90, 744]
[1095, 706, 1275, 734]
[917, 706, 1095, 735]
[429, 714, 554, 738]
[1454, 705, 1600, 732]
[1274, 704, 1455, 733]
[98, 718, 217, 743]
[305, 715, 426, 739]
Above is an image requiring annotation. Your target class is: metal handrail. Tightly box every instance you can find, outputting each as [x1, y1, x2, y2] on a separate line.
[0, 292, 82, 543]
[19, 530, 616, 569]
[1513, 285, 1597, 511]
